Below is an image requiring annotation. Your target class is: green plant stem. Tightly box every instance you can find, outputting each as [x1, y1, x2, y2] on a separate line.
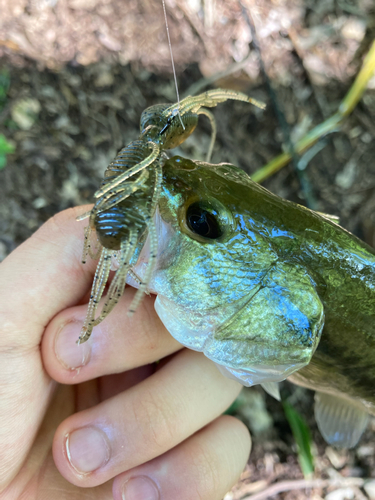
[252, 39, 375, 183]
[283, 401, 314, 478]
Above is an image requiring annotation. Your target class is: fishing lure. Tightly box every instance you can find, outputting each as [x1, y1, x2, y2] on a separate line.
[77, 89, 264, 343]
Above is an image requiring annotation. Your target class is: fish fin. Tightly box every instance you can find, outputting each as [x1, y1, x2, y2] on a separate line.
[314, 392, 369, 448]
[261, 382, 281, 401]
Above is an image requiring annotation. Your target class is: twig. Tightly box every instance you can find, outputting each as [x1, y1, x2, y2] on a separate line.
[241, 476, 366, 500]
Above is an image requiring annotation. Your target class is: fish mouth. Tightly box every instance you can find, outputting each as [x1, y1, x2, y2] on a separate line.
[154, 293, 309, 387]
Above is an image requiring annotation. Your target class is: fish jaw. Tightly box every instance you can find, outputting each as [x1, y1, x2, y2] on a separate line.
[154, 286, 323, 387]
[155, 293, 310, 386]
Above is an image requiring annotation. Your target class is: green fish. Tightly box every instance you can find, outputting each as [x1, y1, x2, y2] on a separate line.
[129, 155, 375, 449]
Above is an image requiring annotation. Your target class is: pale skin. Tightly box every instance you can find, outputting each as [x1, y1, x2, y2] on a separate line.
[0, 206, 251, 500]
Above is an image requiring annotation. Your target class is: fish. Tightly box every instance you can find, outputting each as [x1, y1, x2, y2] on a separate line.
[128, 154, 375, 449]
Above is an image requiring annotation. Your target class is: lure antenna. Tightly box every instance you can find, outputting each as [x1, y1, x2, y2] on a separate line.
[162, 0, 185, 130]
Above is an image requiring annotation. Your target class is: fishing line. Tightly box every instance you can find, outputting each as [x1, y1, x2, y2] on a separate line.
[162, 0, 185, 130]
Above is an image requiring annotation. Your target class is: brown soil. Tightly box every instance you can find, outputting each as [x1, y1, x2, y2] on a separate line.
[1, 0, 375, 498]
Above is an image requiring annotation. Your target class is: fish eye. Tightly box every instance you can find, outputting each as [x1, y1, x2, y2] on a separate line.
[186, 202, 222, 239]
[181, 198, 233, 242]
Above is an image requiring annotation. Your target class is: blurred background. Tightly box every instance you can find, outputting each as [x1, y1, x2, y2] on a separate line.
[1, 0, 375, 498]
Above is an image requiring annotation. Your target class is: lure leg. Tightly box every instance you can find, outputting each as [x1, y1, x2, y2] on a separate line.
[94, 231, 137, 322]
[149, 165, 163, 216]
[197, 108, 216, 162]
[78, 247, 113, 344]
[89, 169, 150, 225]
[94, 142, 160, 199]
[78, 223, 101, 262]
[174, 89, 265, 116]
[81, 224, 93, 264]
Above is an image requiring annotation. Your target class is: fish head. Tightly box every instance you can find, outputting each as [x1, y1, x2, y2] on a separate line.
[133, 155, 324, 387]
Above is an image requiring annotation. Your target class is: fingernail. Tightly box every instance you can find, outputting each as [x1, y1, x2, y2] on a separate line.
[55, 321, 91, 369]
[122, 476, 160, 500]
[66, 427, 110, 473]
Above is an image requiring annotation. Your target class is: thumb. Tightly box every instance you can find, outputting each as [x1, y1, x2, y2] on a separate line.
[0, 207, 94, 489]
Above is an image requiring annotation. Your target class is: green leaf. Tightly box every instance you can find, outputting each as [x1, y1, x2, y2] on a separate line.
[0, 134, 14, 168]
[0, 134, 15, 154]
[283, 400, 314, 477]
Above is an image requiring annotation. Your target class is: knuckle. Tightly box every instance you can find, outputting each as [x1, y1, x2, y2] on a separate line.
[133, 387, 179, 451]
[188, 443, 221, 500]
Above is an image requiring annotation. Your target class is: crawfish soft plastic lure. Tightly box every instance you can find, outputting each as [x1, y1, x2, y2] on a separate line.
[77, 89, 264, 343]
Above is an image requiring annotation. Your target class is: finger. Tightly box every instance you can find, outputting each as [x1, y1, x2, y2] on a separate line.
[0, 206, 96, 350]
[9, 384, 114, 500]
[53, 349, 242, 487]
[113, 415, 251, 500]
[42, 286, 182, 384]
[0, 207, 95, 488]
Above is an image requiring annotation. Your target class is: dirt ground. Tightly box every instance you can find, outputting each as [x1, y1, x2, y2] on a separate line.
[1, 0, 375, 499]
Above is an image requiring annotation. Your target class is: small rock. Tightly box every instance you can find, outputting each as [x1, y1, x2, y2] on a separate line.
[324, 487, 354, 500]
[65, 74, 82, 87]
[356, 445, 374, 458]
[348, 126, 362, 139]
[235, 388, 273, 436]
[11, 98, 41, 130]
[341, 18, 365, 42]
[60, 179, 80, 203]
[361, 132, 372, 144]
[325, 447, 348, 469]
[54, 115, 70, 129]
[33, 197, 48, 209]
[94, 71, 114, 87]
[335, 161, 357, 190]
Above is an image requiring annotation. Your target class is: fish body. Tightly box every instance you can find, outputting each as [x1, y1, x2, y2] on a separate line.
[132, 155, 375, 447]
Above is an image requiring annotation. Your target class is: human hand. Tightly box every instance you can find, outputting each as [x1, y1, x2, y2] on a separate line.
[0, 207, 251, 500]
